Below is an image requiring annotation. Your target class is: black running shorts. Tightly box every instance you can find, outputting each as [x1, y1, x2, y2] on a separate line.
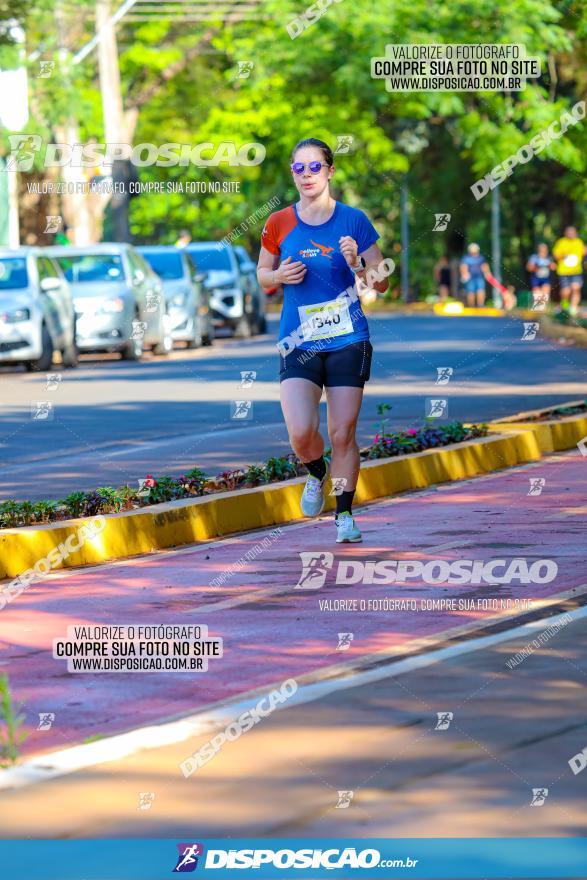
[279, 340, 373, 389]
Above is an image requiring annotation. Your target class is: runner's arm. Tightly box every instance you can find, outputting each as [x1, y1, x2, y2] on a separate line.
[257, 246, 306, 287]
[358, 242, 389, 293]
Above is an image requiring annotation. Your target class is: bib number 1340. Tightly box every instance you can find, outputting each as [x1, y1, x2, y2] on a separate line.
[298, 298, 353, 341]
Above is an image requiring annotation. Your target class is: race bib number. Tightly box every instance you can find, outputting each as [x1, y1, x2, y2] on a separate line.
[298, 298, 353, 342]
[563, 254, 579, 268]
[536, 266, 550, 278]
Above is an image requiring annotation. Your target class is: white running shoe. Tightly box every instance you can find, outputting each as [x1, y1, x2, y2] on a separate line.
[335, 511, 362, 543]
[300, 458, 330, 517]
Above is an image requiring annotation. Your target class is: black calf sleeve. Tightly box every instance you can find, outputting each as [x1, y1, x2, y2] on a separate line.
[304, 456, 327, 481]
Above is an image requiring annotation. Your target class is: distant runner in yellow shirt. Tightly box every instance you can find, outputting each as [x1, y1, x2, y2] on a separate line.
[175, 229, 192, 248]
[552, 226, 586, 316]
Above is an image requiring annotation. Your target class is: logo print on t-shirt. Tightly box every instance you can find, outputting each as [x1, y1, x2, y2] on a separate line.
[299, 240, 334, 259]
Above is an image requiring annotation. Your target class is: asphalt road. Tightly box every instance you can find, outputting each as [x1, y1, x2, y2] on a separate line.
[1, 312, 587, 501]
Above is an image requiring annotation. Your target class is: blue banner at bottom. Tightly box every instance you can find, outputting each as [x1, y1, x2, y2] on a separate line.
[0, 838, 586, 879]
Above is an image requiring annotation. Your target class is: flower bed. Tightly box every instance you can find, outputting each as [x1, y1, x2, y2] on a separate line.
[550, 308, 587, 331]
[0, 421, 488, 529]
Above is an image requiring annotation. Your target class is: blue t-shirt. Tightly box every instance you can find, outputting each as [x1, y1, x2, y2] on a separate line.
[461, 254, 486, 277]
[261, 201, 379, 352]
[529, 254, 551, 279]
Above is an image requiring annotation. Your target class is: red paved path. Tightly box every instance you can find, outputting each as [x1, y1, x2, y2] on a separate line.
[0, 451, 585, 756]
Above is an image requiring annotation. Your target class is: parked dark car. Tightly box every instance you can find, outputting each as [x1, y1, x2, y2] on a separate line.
[186, 242, 266, 337]
[137, 246, 214, 347]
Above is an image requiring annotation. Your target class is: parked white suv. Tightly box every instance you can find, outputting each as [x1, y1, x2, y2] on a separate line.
[0, 247, 77, 371]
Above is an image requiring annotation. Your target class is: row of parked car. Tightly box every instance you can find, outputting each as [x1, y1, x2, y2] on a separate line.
[0, 241, 267, 370]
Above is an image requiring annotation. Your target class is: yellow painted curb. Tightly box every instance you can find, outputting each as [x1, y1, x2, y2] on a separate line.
[489, 413, 587, 454]
[0, 430, 542, 580]
[432, 304, 505, 317]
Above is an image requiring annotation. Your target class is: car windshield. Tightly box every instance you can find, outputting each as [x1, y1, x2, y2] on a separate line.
[188, 245, 231, 272]
[140, 251, 183, 280]
[0, 257, 28, 290]
[56, 254, 124, 283]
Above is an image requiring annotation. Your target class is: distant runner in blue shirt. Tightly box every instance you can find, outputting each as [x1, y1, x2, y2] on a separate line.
[527, 243, 556, 309]
[257, 137, 389, 544]
[460, 243, 489, 308]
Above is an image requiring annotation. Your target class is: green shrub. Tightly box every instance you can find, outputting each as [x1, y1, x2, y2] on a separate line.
[0, 673, 27, 767]
[0, 421, 491, 529]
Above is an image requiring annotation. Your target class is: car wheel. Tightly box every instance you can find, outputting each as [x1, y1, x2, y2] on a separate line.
[62, 338, 79, 368]
[202, 316, 215, 346]
[62, 316, 78, 368]
[26, 323, 54, 372]
[152, 313, 173, 356]
[121, 320, 144, 361]
[186, 315, 203, 350]
[256, 314, 268, 335]
[234, 314, 252, 338]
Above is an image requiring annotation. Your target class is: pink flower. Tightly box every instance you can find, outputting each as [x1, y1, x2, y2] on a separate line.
[407, 429, 418, 436]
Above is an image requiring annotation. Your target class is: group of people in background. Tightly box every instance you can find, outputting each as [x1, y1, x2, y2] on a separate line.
[434, 226, 586, 313]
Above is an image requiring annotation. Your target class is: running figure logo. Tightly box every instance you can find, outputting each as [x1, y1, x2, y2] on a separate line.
[44, 215, 63, 233]
[6, 134, 42, 171]
[235, 61, 254, 79]
[37, 61, 55, 78]
[336, 790, 354, 809]
[433, 213, 451, 231]
[530, 788, 549, 806]
[329, 476, 347, 496]
[37, 712, 55, 730]
[231, 400, 253, 420]
[435, 712, 453, 730]
[146, 292, 161, 313]
[337, 632, 354, 651]
[532, 293, 549, 311]
[528, 477, 546, 496]
[334, 135, 354, 154]
[426, 398, 448, 419]
[138, 792, 155, 810]
[173, 843, 204, 872]
[46, 373, 62, 391]
[521, 322, 539, 341]
[131, 320, 147, 340]
[295, 551, 334, 590]
[435, 367, 453, 385]
[31, 401, 54, 420]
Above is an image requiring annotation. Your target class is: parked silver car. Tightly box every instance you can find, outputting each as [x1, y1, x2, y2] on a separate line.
[51, 243, 173, 360]
[186, 242, 266, 337]
[0, 247, 77, 371]
[137, 246, 214, 347]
